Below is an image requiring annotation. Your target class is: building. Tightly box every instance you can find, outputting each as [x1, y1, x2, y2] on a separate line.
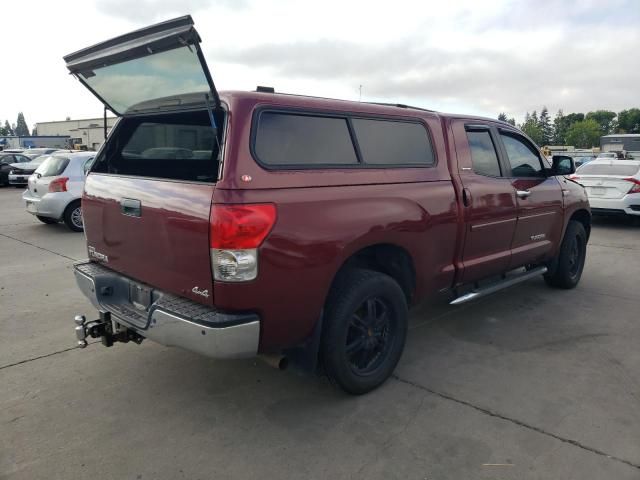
[600, 134, 640, 153]
[0, 135, 70, 149]
[35, 116, 118, 151]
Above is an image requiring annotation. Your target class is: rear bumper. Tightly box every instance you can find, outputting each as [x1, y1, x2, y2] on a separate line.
[73, 261, 260, 359]
[588, 195, 640, 216]
[8, 173, 30, 185]
[22, 190, 73, 219]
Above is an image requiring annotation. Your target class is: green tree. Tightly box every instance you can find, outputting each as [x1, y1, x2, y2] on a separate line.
[585, 110, 616, 136]
[520, 118, 544, 145]
[616, 108, 640, 133]
[15, 112, 29, 136]
[498, 112, 516, 126]
[553, 109, 566, 144]
[565, 119, 600, 148]
[538, 106, 552, 145]
[3, 120, 13, 136]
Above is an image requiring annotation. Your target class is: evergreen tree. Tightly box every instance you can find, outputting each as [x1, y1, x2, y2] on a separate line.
[553, 109, 565, 144]
[3, 120, 13, 136]
[498, 112, 508, 122]
[519, 117, 544, 145]
[15, 113, 30, 136]
[538, 106, 552, 145]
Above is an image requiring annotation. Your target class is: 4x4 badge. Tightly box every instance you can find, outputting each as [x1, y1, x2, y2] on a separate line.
[191, 286, 209, 298]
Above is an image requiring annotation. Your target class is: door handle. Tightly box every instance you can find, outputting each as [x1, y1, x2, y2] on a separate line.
[462, 188, 472, 207]
[121, 198, 141, 217]
[516, 190, 531, 199]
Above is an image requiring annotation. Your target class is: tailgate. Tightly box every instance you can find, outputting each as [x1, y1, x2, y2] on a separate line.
[83, 174, 214, 305]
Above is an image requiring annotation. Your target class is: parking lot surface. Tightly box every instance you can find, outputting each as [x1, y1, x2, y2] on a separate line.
[1, 186, 639, 479]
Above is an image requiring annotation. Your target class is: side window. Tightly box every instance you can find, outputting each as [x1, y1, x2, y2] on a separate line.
[351, 118, 435, 165]
[500, 133, 544, 177]
[255, 112, 358, 166]
[17, 155, 29, 163]
[0, 156, 14, 164]
[466, 130, 501, 177]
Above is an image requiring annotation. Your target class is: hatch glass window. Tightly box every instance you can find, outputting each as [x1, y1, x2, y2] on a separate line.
[577, 163, 640, 176]
[78, 47, 210, 114]
[35, 155, 70, 177]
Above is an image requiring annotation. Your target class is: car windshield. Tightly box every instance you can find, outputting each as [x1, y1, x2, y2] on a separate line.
[577, 162, 640, 176]
[34, 155, 70, 176]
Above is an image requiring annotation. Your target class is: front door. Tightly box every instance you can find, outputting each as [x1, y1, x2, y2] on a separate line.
[496, 130, 564, 268]
[452, 121, 518, 283]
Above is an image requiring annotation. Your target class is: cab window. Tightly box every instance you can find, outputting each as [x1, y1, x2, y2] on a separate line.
[467, 130, 501, 177]
[500, 133, 544, 177]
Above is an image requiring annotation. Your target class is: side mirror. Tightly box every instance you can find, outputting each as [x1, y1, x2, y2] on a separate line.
[551, 155, 575, 176]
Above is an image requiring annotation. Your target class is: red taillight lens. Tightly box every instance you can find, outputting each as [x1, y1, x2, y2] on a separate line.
[624, 177, 640, 194]
[48, 177, 68, 193]
[210, 204, 276, 249]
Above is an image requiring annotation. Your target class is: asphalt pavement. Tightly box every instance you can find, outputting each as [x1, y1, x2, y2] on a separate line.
[1, 186, 638, 480]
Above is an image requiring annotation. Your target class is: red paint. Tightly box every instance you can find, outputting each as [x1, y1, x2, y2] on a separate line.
[83, 91, 590, 352]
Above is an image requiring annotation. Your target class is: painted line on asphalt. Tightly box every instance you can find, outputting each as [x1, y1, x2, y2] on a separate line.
[0, 232, 79, 262]
[392, 374, 640, 471]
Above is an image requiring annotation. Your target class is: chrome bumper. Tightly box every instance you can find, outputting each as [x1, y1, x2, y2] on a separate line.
[73, 261, 260, 359]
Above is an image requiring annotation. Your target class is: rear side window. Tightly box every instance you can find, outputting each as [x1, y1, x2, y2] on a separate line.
[255, 112, 358, 166]
[467, 130, 501, 177]
[352, 118, 434, 165]
[577, 163, 640, 176]
[35, 155, 70, 177]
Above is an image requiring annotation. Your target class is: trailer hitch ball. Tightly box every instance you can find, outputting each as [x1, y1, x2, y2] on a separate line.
[74, 315, 88, 348]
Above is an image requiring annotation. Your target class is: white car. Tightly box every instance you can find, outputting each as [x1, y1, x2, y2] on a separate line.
[573, 159, 640, 217]
[22, 152, 94, 231]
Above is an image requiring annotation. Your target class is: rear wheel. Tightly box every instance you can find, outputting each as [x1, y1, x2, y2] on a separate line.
[63, 201, 83, 232]
[36, 215, 58, 225]
[322, 269, 408, 395]
[544, 220, 587, 289]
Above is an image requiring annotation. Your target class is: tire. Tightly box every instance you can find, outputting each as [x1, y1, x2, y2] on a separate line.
[322, 268, 408, 395]
[36, 215, 58, 225]
[544, 220, 587, 289]
[63, 201, 84, 232]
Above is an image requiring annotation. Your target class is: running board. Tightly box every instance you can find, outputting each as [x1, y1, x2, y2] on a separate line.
[450, 266, 548, 305]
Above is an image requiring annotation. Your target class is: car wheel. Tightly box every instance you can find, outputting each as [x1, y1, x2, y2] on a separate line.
[544, 220, 587, 289]
[63, 201, 84, 232]
[36, 215, 58, 225]
[322, 268, 408, 395]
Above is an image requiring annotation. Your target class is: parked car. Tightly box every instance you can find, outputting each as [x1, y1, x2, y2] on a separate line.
[8, 150, 74, 186]
[573, 155, 596, 168]
[0, 152, 31, 186]
[67, 16, 591, 394]
[573, 159, 640, 218]
[22, 152, 94, 231]
[22, 148, 60, 160]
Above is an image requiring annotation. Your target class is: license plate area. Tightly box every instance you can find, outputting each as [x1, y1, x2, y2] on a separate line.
[129, 282, 152, 310]
[26, 201, 37, 213]
[590, 186, 606, 195]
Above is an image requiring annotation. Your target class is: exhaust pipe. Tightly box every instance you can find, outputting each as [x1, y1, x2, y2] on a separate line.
[259, 354, 289, 370]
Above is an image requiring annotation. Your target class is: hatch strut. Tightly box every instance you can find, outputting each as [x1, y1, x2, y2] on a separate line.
[204, 93, 221, 155]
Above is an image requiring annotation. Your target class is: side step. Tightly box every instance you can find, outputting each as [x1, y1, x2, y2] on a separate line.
[450, 266, 548, 305]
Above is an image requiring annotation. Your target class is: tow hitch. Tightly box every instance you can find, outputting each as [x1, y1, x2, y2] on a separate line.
[75, 311, 144, 348]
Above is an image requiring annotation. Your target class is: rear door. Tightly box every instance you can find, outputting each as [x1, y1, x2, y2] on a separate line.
[63, 15, 220, 115]
[452, 120, 518, 283]
[497, 130, 564, 268]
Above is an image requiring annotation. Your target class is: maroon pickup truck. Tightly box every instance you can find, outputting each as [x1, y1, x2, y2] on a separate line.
[68, 16, 590, 394]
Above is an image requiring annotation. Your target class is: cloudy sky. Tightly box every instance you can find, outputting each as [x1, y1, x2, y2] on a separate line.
[2, 0, 638, 129]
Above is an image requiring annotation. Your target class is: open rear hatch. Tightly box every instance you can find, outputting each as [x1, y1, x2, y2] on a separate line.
[64, 16, 222, 306]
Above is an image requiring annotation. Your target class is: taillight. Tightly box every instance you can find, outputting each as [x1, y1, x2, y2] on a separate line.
[209, 204, 276, 282]
[624, 177, 640, 194]
[49, 177, 69, 192]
